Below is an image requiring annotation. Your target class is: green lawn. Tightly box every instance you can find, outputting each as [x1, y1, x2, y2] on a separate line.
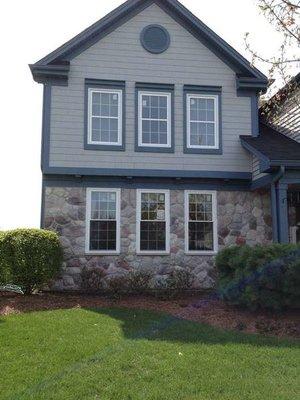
[0, 308, 299, 400]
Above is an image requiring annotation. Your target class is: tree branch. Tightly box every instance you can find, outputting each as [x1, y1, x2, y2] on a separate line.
[281, 0, 300, 9]
[260, 0, 300, 42]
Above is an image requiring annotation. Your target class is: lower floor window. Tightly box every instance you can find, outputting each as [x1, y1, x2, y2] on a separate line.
[86, 188, 120, 253]
[185, 191, 217, 253]
[137, 190, 170, 253]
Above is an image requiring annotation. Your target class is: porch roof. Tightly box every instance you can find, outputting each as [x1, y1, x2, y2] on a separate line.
[240, 122, 300, 170]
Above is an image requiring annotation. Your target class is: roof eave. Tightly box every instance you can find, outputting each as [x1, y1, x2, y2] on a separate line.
[30, 0, 267, 85]
[29, 63, 70, 85]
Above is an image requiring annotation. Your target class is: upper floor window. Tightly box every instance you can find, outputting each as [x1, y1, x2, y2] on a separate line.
[138, 91, 171, 147]
[136, 83, 174, 153]
[186, 94, 219, 149]
[88, 88, 122, 145]
[85, 79, 125, 151]
[184, 86, 222, 155]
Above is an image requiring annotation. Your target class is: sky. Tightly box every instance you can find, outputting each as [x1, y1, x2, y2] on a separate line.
[0, 0, 292, 230]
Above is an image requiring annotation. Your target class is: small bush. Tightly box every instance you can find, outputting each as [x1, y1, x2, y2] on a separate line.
[128, 270, 152, 294]
[216, 244, 300, 310]
[108, 275, 130, 299]
[0, 232, 11, 285]
[81, 268, 105, 293]
[154, 268, 194, 300]
[0, 229, 63, 294]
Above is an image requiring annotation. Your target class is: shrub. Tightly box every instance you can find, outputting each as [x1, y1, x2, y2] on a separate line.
[0, 229, 63, 294]
[81, 268, 106, 293]
[0, 232, 11, 286]
[128, 270, 152, 294]
[154, 268, 194, 300]
[108, 275, 130, 299]
[216, 244, 300, 310]
[167, 268, 193, 294]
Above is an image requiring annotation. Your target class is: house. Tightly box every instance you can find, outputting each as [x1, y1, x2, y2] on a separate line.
[30, 0, 300, 291]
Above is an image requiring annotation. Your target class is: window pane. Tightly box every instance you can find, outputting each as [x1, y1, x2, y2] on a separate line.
[101, 93, 110, 105]
[91, 191, 116, 221]
[141, 192, 165, 221]
[92, 92, 100, 104]
[189, 193, 213, 222]
[189, 222, 213, 251]
[140, 221, 166, 251]
[90, 221, 117, 251]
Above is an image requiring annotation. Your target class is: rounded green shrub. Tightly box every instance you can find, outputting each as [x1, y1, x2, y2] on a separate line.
[216, 244, 300, 310]
[0, 231, 12, 286]
[0, 229, 63, 294]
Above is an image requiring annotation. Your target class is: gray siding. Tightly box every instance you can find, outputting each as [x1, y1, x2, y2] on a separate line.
[49, 3, 252, 173]
[270, 88, 300, 143]
[252, 155, 268, 181]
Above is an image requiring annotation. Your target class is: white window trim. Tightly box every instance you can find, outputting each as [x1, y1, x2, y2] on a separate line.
[186, 93, 219, 150]
[87, 88, 123, 146]
[138, 91, 172, 148]
[136, 189, 170, 255]
[184, 190, 218, 255]
[85, 188, 121, 255]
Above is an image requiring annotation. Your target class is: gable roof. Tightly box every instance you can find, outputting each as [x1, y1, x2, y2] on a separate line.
[30, 0, 268, 90]
[240, 122, 300, 170]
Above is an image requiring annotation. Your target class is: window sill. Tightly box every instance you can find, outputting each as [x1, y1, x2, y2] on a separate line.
[85, 143, 125, 151]
[85, 251, 121, 256]
[185, 251, 217, 256]
[184, 147, 222, 155]
[135, 145, 174, 154]
[137, 251, 170, 256]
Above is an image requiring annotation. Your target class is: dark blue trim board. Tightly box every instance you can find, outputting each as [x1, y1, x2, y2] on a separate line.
[271, 183, 279, 243]
[276, 182, 289, 243]
[183, 85, 222, 155]
[43, 166, 251, 180]
[84, 79, 126, 151]
[135, 82, 175, 153]
[43, 174, 251, 191]
[31, 0, 268, 91]
[41, 84, 52, 171]
[40, 180, 46, 229]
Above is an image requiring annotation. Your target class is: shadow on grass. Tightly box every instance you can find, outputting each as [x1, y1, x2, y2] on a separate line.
[86, 307, 300, 349]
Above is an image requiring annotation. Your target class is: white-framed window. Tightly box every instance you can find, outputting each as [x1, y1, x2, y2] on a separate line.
[136, 189, 170, 254]
[186, 94, 219, 149]
[185, 190, 218, 254]
[88, 88, 122, 145]
[138, 91, 172, 147]
[85, 188, 121, 254]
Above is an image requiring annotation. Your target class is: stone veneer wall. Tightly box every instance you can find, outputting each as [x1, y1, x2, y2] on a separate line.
[44, 187, 273, 291]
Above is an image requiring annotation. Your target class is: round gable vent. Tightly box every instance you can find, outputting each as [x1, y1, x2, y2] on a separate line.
[140, 25, 170, 54]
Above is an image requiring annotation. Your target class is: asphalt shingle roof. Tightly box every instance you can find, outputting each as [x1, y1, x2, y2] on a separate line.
[240, 123, 300, 162]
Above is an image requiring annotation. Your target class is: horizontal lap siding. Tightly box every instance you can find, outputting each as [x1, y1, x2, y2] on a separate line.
[49, 3, 252, 172]
[270, 90, 300, 143]
[252, 155, 268, 181]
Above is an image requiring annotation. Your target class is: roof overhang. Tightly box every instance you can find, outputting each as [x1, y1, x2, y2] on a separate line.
[241, 135, 300, 173]
[29, 0, 268, 90]
[29, 63, 70, 85]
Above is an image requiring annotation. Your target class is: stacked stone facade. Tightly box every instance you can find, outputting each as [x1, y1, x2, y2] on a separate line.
[44, 187, 273, 291]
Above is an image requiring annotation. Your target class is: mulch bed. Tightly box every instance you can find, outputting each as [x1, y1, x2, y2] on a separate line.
[0, 292, 299, 339]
